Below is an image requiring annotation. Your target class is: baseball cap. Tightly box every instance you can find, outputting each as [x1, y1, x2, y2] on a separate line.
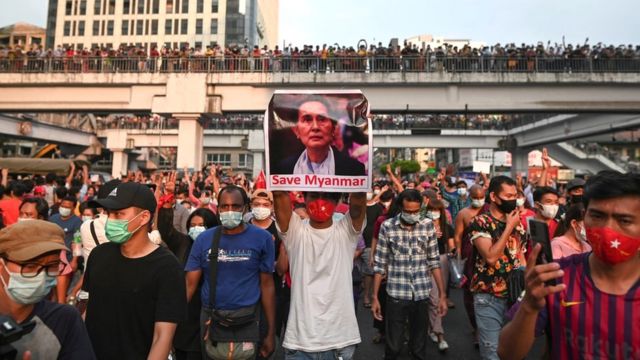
[0, 220, 69, 262]
[92, 182, 157, 213]
[251, 189, 273, 203]
[566, 178, 586, 192]
[88, 179, 122, 208]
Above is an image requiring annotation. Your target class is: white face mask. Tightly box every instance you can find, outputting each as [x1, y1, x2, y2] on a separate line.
[382, 201, 392, 208]
[17, 217, 34, 222]
[200, 197, 211, 205]
[516, 198, 526, 207]
[427, 211, 441, 220]
[1, 262, 57, 305]
[373, 189, 381, 195]
[82, 216, 93, 222]
[58, 207, 72, 217]
[251, 207, 271, 221]
[366, 193, 374, 201]
[538, 203, 559, 219]
[471, 199, 485, 208]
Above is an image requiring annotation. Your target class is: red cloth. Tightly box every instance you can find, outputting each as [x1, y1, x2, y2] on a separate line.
[0, 198, 22, 226]
[253, 170, 266, 190]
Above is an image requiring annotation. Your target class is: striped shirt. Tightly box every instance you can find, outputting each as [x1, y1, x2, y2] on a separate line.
[544, 253, 640, 360]
[373, 215, 440, 301]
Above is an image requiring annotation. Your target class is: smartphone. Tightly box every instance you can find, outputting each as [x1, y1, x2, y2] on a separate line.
[527, 218, 556, 286]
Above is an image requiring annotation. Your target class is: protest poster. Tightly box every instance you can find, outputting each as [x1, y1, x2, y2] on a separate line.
[265, 90, 372, 192]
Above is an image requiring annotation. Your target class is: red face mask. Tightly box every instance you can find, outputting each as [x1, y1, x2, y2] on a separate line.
[307, 199, 335, 223]
[586, 227, 640, 265]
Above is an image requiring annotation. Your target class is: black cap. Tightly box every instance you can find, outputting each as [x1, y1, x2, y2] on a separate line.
[93, 182, 157, 213]
[88, 179, 122, 208]
[566, 178, 585, 192]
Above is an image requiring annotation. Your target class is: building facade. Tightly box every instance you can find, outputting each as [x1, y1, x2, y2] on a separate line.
[45, 0, 278, 51]
[0, 23, 46, 48]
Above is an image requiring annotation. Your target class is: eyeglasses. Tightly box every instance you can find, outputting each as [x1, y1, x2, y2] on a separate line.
[7, 260, 63, 278]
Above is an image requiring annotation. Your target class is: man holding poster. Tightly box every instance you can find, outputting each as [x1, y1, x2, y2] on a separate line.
[266, 90, 372, 193]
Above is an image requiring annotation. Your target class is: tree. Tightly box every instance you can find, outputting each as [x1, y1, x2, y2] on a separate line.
[380, 160, 421, 176]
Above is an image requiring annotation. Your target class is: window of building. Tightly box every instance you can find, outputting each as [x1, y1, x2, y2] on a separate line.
[206, 153, 231, 166]
[107, 20, 114, 35]
[65, 0, 73, 15]
[174, 19, 179, 35]
[195, 19, 203, 35]
[94, 0, 101, 14]
[145, 20, 150, 35]
[78, 21, 85, 36]
[93, 21, 100, 36]
[123, 0, 130, 13]
[108, 0, 116, 14]
[137, 0, 144, 14]
[136, 20, 144, 35]
[180, 19, 188, 35]
[166, 0, 173, 13]
[210, 19, 218, 34]
[164, 19, 172, 35]
[151, 19, 158, 35]
[195, 41, 202, 48]
[101, 21, 106, 36]
[63, 21, 71, 36]
[212, 0, 218, 13]
[181, 0, 188, 13]
[197, 0, 203, 13]
[239, 154, 253, 169]
[79, 0, 87, 15]
[152, 0, 159, 13]
[121, 19, 129, 35]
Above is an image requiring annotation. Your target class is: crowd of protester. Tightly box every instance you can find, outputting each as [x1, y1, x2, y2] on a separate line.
[0, 145, 637, 360]
[1, 40, 640, 74]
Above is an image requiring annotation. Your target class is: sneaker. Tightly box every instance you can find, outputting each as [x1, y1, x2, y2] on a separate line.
[438, 339, 449, 352]
[428, 332, 438, 343]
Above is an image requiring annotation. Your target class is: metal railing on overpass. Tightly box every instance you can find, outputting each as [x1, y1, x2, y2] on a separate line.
[1, 56, 639, 74]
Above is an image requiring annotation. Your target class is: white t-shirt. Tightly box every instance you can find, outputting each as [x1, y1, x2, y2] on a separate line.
[277, 212, 363, 352]
[80, 214, 109, 264]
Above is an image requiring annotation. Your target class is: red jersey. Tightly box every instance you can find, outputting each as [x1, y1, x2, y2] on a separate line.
[545, 253, 640, 359]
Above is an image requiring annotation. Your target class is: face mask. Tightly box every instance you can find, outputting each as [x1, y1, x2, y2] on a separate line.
[17, 217, 33, 222]
[427, 211, 441, 220]
[471, 199, 485, 208]
[59, 207, 72, 217]
[586, 226, 640, 265]
[382, 201, 392, 208]
[516, 198, 526, 207]
[201, 198, 211, 205]
[457, 188, 467, 196]
[496, 197, 517, 214]
[1, 263, 57, 305]
[251, 207, 271, 221]
[82, 216, 93, 222]
[188, 226, 206, 240]
[579, 226, 587, 241]
[373, 189, 381, 195]
[366, 193, 374, 201]
[219, 211, 243, 229]
[105, 211, 145, 244]
[307, 199, 335, 223]
[570, 195, 583, 204]
[538, 203, 559, 219]
[401, 212, 420, 225]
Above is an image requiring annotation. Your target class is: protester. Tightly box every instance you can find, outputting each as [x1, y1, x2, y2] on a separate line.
[0, 220, 96, 359]
[498, 171, 640, 359]
[550, 203, 592, 259]
[531, 186, 561, 238]
[361, 185, 387, 308]
[372, 189, 448, 359]
[273, 190, 366, 359]
[469, 175, 527, 360]
[185, 185, 276, 360]
[83, 182, 187, 359]
[0, 177, 25, 226]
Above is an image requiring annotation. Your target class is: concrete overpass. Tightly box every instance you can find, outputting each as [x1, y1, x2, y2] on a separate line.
[1, 72, 640, 114]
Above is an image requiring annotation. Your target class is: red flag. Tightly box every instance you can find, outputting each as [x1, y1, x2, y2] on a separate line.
[253, 170, 266, 190]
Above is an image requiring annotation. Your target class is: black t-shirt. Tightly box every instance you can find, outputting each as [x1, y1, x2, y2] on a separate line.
[14, 300, 96, 360]
[363, 203, 384, 247]
[437, 223, 455, 255]
[83, 242, 187, 360]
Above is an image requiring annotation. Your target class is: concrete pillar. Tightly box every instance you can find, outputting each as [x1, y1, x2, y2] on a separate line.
[175, 113, 203, 169]
[112, 149, 128, 179]
[252, 152, 263, 178]
[511, 148, 529, 178]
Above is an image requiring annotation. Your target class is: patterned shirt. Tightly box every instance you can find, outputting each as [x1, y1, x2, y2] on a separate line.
[374, 215, 440, 301]
[468, 213, 527, 298]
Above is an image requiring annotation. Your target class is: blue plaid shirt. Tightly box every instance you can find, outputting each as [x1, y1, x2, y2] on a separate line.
[373, 215, 441, 301]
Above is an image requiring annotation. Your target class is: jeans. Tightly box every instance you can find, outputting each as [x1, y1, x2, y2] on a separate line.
[284, 345, 357, 360]
[473, 293, 508, 360]
[384, 296, 428, 360]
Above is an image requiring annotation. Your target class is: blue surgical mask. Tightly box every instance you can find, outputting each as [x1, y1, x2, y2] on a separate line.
[401, 212, 420, 225]
[219, 211, 243, 229]
[188, 226, 207, 240]
[1, 262, 57, 305]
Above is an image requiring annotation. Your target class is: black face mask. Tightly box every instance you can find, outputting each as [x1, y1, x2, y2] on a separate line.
[570, 195, 583, 204]
[496, 197, 517, 214]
